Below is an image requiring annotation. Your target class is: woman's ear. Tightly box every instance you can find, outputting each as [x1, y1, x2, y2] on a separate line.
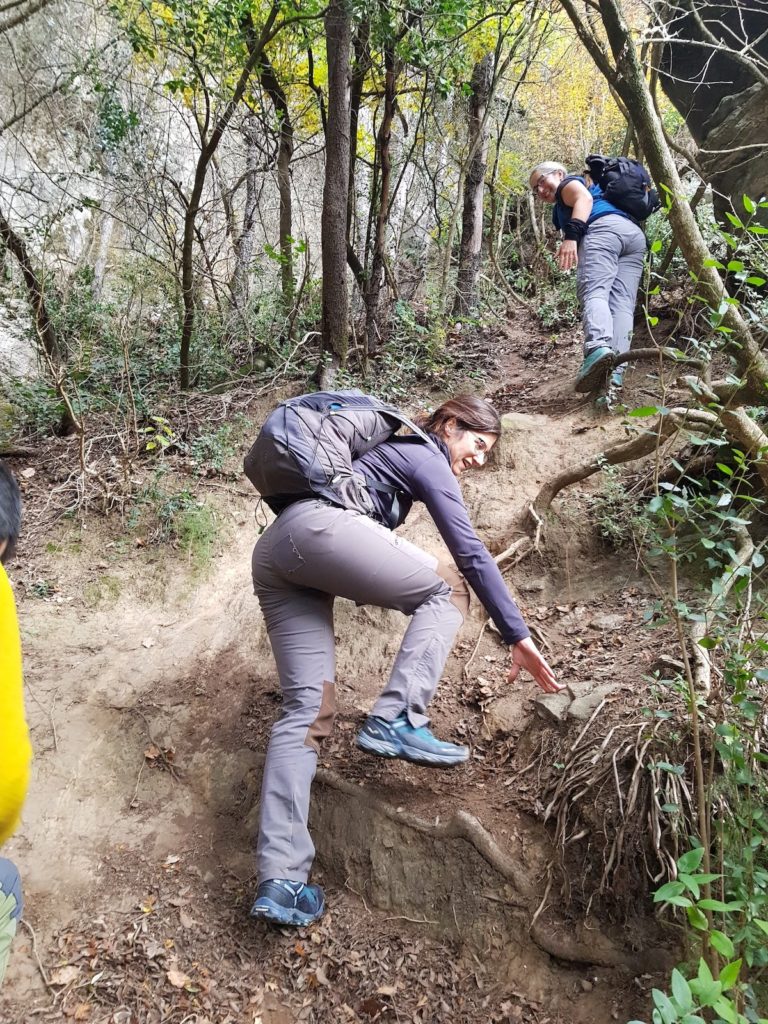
[444, 416, 458, 436]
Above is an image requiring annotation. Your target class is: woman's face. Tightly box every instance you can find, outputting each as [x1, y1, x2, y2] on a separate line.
[529, 168, 564, 204]
[443, 419, 498, 476]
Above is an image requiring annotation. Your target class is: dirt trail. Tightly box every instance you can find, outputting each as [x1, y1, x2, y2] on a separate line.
[1, 324, 670, 1024]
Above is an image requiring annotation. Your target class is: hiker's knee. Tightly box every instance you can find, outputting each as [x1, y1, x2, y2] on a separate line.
[436, 561, 470, 619]
[303, 681, 337, 754]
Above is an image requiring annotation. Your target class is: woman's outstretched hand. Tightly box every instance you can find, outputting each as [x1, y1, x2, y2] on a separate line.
[507, 637, 563, 693]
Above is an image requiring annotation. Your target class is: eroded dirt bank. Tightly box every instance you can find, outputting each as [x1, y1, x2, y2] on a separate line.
[1, 325, 676, 1023]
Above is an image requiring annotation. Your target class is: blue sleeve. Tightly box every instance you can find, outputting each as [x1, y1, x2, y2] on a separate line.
[410, 456, 530, 645]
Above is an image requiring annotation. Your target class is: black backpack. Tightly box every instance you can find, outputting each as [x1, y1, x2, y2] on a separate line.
[585, 154, 660, 222]
[244, 389, 433, 521]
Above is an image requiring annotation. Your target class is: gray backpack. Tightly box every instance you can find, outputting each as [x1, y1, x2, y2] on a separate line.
[244, 389, 433, 521]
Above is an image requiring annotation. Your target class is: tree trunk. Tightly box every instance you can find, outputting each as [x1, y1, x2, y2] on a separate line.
[0, 204, 61, 367]
[321, 0, 352, 369]
[439, 167, 466, 310]
[452, 54, 493, 317]
[346, 19, 371, 283]
[229, 115, 261, 315]
[259, 53, 295, 308]
[364, 42, 399, 355]
[0, 204, 77, 435]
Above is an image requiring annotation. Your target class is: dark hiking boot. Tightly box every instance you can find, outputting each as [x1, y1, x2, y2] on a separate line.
[250, 879, 325, 926]
[575, 346, 614, 393]
[356, 712, 469, 767]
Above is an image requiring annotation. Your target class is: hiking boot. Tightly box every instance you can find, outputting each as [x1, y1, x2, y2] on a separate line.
[356, 712, 469, 767]
[575, 346, 614, 393]
[250, 879, 325, 926]
[595, 372, 624, 413]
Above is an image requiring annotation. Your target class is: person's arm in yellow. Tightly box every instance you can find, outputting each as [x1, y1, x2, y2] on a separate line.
[0, 561, 31, 847]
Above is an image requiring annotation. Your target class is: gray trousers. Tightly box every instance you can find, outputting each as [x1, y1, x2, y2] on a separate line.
[577, 216, 646, 378]
[252, 499, 469, 883]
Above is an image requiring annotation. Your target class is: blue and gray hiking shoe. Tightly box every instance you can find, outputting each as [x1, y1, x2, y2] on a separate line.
[356, 712, 469, 767]
[250, 879, 325, 926]
[575, 346, 614, 393]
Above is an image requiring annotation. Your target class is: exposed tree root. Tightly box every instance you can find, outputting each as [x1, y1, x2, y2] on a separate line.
[315, 766, 535, 898]
[314, 766, 666, 969]
[614, 347, 707, 372]
[529, 920, 654, 971]
[531, 407, 722, 514]
[532, 419, 678, 513]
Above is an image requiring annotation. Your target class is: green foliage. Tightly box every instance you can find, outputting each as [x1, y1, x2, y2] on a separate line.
[189, 420, 243, 472]
[128, 473, 219, 570]
[0, 376, 66, 440]
[336, 299, 469, 403]
[587, 464, 648, 549]
[628, 398, 768, 1022]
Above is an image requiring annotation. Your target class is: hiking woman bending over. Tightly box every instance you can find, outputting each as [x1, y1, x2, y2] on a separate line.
[250, 395, 560, 927]
[530, 160, 646, 407]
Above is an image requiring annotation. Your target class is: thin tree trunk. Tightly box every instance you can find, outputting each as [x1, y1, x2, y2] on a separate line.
[0, 204, 77, 435]
[259, 53, 295, 308]
[229, 115, 261, 314]
[0, 204, 61, 366]
[453, 54, 493, 316]
[439, 167, 466, 309]
[346, 19, 371, 284]
[320, 0, 351, 371]
[364, 42, 398, 355]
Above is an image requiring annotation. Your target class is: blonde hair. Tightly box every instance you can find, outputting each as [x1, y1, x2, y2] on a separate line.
[529, 161, 567, 182]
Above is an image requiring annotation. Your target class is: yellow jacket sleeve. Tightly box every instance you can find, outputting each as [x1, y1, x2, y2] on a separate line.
[0, 564, 31, 846]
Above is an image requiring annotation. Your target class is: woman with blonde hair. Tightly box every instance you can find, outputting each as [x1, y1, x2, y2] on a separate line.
[530, 160, 646, 405]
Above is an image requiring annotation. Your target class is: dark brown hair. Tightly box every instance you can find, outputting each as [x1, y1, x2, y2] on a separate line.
[416, 395, 501, 439]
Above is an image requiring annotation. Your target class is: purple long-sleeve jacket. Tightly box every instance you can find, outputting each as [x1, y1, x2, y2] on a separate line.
[354, 434, 530, 646]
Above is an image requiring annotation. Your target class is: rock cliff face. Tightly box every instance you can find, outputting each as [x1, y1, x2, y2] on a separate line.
[659, 0, 768, 223]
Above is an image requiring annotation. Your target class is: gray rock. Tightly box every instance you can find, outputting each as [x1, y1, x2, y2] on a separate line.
[534, 692, 571, 723]
[567, 683, 620, 722]
[485, 695, 526, 737]
[566, 679, 598, 701]
[589, 613, 626, 631]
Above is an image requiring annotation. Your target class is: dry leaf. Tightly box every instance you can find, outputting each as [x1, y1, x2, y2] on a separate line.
[179, 909, 195, 929]
[312, 965, 330, 986]
[144, 745, 161, 761]
[166, 967, 192, 988]
[73, 1004, 91, 1020]
[376, 984, 398, 996]
[51, 965, 80, 986]
[20, 468, 35, 479]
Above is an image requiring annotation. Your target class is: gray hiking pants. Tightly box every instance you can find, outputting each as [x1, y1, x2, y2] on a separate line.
[252, 499, 470, 883]
[577, 216, 646, 378]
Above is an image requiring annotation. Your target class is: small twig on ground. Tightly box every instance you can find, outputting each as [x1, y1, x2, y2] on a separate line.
[19, 918, 53, 992]
[384, 913, 438, 925]
[527, 503, 543, 552]
[493, 536, 531, 567]
[343, 878, 372, 915]
[130, 758, 145, 810]
[194, 480, 255, 498]
[462, 619, 489, 681]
